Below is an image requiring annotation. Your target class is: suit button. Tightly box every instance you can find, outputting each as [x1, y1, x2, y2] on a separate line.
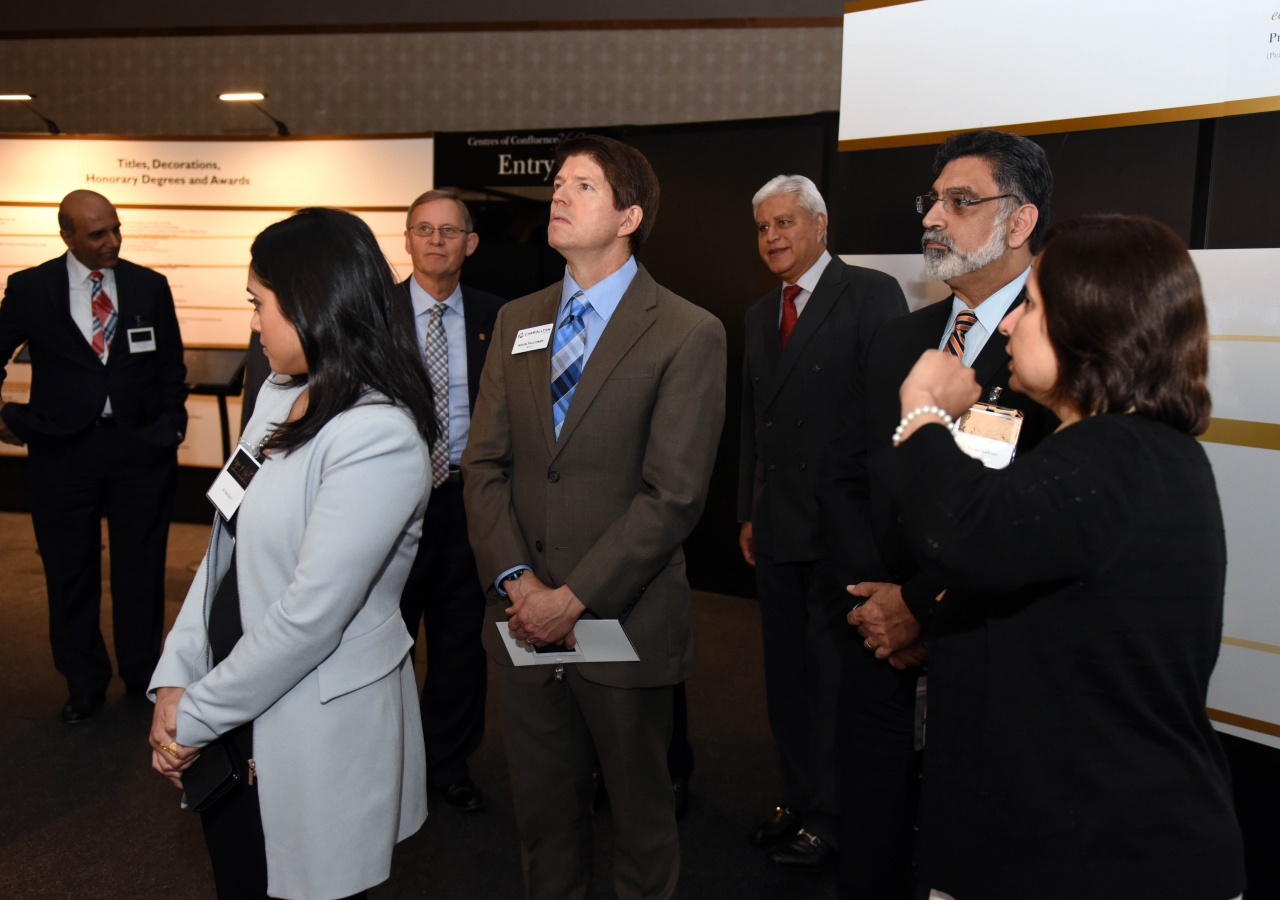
[799, 462, 807, 470]
[796, 419, 803, 427]
[768, 464, 775, 471]
[765, 421, 773, 428]
[548, 471, 560, 483]
[535, 540, 544, 552]
[812, 364, 822, 372]
[753, 375, 760, 382]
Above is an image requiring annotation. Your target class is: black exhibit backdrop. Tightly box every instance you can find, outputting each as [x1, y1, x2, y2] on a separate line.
[436, 111, 1280, 900]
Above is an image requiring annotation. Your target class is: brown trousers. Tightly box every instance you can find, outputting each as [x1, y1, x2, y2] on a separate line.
[495, 662, 677, 900]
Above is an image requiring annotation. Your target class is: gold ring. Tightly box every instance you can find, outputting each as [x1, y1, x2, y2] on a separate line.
[864, 639, 873, 650]
[163, 742, 179, 758]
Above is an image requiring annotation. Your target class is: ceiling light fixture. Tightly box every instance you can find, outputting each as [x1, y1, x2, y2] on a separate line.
[0, 93, 60, 134]
[218, 91, 289, 136]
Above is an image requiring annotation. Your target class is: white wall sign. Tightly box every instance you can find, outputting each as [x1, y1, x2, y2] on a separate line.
[0, 134, 433, 466]
[840, 0, 1280, 149]
[843, 249, 1280, 749]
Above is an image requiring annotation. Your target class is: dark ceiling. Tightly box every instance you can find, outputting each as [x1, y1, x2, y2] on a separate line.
[1, 1, 845, 37]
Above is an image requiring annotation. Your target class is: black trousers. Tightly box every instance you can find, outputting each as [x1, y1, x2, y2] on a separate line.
[26, 420, 176, 696]
[399, 478, 488, 786]
[838, 632, 922, 900]
[754, 552, 845, 848]
[201, 776, 367, 900]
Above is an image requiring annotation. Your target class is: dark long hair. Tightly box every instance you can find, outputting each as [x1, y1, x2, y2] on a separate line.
[1037, 214, 1211, 435]
[250, 207, 438, 453]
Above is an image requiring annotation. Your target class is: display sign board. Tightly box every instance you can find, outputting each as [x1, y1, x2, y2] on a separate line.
[0, 134, 433, 465]
[839, 0, 1280, 149]
[435, 128, 614, 188]
[843, 249, 1280, 750]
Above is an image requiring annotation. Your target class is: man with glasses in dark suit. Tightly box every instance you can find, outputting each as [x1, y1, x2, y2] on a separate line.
[397, 189, 506, 812]
[0, 189, 187, 723]
[823, 130, 1058, 900]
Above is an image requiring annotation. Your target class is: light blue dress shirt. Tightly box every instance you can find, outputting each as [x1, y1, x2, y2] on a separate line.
[494, 256, 639, 595]
[409, 278, 470, 466]
[937, 266, 1031, 367]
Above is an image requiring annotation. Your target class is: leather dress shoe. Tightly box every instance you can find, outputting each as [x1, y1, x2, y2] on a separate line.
[767, 829, 838, 868]
[62, 692, 105, 723]
[748, 805, 800, 846]
[673, 776, 689, 820]
[433, 778, 484, 812]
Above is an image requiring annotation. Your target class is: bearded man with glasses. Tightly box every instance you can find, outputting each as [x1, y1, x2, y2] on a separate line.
[820, 130, 1059, 900]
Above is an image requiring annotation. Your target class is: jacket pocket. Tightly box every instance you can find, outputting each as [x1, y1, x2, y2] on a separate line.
[316, 611, 413, 703]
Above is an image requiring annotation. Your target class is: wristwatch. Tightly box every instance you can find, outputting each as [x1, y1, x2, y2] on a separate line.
[501, 570, 525, 585]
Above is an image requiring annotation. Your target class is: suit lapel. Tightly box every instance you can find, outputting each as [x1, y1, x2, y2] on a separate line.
[970, 288, 1026, 391]
[48, 254, 100, 366]
[552, 266, 659, 456]
[520, 284, 563, 455]
[760, 285, 782, 376]
[107, 261, 132, 367]
[760, 258, 845, 410]
[460, 286, 486, 412]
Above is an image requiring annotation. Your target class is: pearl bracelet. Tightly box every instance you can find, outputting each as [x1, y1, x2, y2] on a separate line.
[892, 406, 956, 447]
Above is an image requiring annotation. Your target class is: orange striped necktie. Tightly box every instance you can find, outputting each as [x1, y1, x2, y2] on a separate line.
[945, 309, 979, 358]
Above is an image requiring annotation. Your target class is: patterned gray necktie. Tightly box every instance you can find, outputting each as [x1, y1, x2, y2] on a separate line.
[425, 302, 450, 488]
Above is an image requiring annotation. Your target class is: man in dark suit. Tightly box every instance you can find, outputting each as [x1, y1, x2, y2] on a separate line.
[738, 175, 908, 867]
[397, 189, 506, 811]
[0, 189, 187, 722]
[463, 135, 725, 900]
[823, 130, 1058, 899]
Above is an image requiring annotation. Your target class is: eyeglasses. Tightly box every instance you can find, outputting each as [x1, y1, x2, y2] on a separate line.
[915, 192, 1021, 216]
[408, 223, 469, 239]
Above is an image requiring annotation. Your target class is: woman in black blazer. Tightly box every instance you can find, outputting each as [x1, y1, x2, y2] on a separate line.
[864, 215, 1245, 900]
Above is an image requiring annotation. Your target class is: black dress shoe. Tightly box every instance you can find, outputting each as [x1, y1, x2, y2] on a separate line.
[673, 776, 689, 820]
[767, 829, 838, 868]
[61, 693, 105, 723]
[433, 778, 484, 812]
[748, 805, 800, 846]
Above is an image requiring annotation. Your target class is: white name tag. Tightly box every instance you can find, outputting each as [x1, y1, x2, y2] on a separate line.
[511, 323, 554, 354]
[954, 402, 1023, 469]
[206, 445, 262, 521]
[126, 327, 156, 353]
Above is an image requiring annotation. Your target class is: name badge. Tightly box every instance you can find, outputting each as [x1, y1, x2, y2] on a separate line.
[206, 444, 262, 521]
[954, 402, 1024, 469]
[126, 327, 156, 353]
[512, 323, 554, 354]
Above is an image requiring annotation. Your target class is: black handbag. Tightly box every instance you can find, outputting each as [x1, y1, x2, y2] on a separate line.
[182, 735, 242, 814]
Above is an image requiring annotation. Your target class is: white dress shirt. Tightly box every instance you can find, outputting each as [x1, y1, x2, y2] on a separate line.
[937, 266, 1031, 367]
[778, 249, 832, 324]
[66, 251, 114, 414]
[409, 277, 470, 466]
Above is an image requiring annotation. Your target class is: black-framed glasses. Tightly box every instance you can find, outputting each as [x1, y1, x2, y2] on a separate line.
[408, 223, 469, 239]
[915, 192, 1021, 216]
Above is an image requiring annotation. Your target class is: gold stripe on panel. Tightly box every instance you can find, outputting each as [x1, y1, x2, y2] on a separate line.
[1222, 636, 1280, 656]
[845, 0, 926, 13]
[1207, 708, 1280, 740]
[838, 96, 1280, 151]
[1198, 418, 1280, 452]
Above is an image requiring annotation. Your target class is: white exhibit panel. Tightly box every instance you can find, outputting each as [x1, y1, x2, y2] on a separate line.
[840, 0, 1279, 147]
[0, 134, 432, 464]
[844, 249, 1280, 747]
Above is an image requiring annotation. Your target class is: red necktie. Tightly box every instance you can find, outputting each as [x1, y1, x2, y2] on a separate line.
[779, 285, 802, 348]
[90, 270, 116, 361]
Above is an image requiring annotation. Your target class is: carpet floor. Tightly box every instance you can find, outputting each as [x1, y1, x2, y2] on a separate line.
[0, 512, 836, 899]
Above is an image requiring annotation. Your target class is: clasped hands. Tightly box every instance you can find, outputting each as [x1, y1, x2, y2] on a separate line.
[149, 686, 198, 788]
[505, 570, 586, 649]
[847, 582, 928, 670]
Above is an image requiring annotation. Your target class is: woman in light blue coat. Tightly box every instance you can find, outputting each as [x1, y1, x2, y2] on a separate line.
[147, 208, 437, 900]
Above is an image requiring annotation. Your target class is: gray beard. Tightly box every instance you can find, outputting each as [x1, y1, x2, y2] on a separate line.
[922, 219, 1009, 282]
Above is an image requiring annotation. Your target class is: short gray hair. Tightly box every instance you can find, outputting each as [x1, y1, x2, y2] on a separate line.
[406, 189, 473, 232]
[752, 175, 827, 241]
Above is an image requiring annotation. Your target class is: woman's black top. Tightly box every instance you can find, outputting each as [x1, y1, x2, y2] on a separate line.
[874, 413, 1245, 900]
[206, 517, 253, 770]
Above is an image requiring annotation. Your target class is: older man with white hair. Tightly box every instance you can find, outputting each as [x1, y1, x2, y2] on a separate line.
[738, 174, 907, 867]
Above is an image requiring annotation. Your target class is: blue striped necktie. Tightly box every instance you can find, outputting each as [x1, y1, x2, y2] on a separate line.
[550, 292, 589, 439]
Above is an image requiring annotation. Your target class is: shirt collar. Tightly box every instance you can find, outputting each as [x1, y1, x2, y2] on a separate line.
[787, 250, 832, 295]
[65, 251, 109, 286]
[560, 255, 638, 324]
[409, 277, 463, 318]
[962, 265, 1031, 333]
